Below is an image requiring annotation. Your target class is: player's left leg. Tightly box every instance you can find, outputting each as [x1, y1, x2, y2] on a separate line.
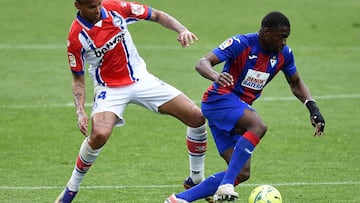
[214, 108, 265, 201]
[132, 76, 208, 191]
[158, 93, 207, 185]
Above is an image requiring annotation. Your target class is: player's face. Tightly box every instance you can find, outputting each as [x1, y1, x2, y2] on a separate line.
[262, 26, 290, 53]
[75, 0, 102, 24]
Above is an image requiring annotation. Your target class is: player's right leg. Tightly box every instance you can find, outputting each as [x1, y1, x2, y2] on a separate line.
[55, 112, 117, 203]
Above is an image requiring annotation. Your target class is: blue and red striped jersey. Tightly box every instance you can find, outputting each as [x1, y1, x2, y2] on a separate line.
[202, 33, 297, 105]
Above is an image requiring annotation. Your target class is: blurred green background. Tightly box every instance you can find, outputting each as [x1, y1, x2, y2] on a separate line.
[0, 0, 359, 202]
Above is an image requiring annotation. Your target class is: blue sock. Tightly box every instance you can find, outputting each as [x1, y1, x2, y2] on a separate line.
[220, 132, 258, 185]
[177, 171, 225, 202]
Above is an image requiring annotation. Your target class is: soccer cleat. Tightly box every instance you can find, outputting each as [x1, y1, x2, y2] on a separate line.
[183, 176, 197, 189]
[213, 184, 239, 202]
[183, 177, 214, 203]
[164, 194, 189, 203]
[54, 187, 77, 203]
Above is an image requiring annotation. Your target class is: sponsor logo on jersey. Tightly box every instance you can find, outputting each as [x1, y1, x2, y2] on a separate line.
[241, 69, 270, 90]
[248, 54, 258, 60]
[130, 3, 145, 16]
[94, 31, 126, 57]
[68, 53, 76, 67]
[233, 36, 241, 43]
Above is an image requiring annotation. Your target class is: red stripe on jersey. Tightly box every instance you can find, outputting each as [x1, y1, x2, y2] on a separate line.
[274, 53, 285, 75]
[231, 47, 251, 103]
[239, 52, 270, 104]
[230, 47, 251, 85]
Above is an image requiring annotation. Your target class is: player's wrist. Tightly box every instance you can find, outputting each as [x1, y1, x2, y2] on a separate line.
[304, 100, 319, 115]
[76, 109, 85, 116]
[304, 99, 315, 105]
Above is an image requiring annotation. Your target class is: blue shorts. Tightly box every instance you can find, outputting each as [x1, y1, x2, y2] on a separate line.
[201, 93, 254, 154]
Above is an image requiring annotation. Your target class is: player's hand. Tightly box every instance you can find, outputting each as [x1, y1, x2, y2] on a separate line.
[310, 113, 325, 136]
[305, 100, 325, 136]
[215, 72, 234, 87]
[177, 29, 198, 47]
[77, 111, 89, 136]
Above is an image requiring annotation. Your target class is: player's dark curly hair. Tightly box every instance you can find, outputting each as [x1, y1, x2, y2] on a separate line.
[261, 11, 290, 29]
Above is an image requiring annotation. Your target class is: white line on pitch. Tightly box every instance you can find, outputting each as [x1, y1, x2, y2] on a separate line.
[0, 181, 359, 190]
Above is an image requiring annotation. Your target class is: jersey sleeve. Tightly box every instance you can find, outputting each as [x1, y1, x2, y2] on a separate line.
[67, 24, 85, 76]
[105, 0, 151, 24]
[212, 35, 247, 63]
[281, 47, 297, 76]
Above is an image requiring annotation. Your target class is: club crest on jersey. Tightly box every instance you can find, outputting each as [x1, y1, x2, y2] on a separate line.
[270, 56, 277, 68]
[241, 69, 270, 90]
[94, 31, 126, 57]
[130, 3, 145, 16]
[112, 15, 123, 28]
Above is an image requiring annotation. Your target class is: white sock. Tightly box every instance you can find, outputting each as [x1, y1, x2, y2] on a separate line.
[67, 137, 102, 191]
[186, 123, 207, 184]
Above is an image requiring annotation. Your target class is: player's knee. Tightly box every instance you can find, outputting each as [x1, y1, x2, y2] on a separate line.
[190, 110, 206, 127]
[89, 128, 112, 149]
[259, 123, 267, 136]
[252, 122, 267, 138]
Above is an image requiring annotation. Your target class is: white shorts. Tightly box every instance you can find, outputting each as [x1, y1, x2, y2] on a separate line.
[91, 74, 181, 126]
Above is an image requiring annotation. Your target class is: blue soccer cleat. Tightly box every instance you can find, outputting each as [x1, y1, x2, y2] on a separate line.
[54, 187, 78, 203]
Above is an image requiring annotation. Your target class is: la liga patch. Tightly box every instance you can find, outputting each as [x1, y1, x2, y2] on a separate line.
[219, 38, 233, 50]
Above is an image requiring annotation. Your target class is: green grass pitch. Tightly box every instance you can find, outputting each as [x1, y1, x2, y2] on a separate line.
[0, 0, 359, 202]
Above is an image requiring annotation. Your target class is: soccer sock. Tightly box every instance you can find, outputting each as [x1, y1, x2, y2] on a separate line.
[67, 137, 103, 192]
[186, 123, 207, 183]
[177, 171, 225, 202]
[220, 131, 259, 186]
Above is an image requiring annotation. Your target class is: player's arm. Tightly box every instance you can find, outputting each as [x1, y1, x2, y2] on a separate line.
[285, 72, 325, 136]
[72, 73, 88, 136]
[148, 8, 198, 47]
[195, 52, 234, 87]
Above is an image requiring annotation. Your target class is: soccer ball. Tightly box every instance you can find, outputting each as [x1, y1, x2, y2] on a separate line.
[248, 185, 282, 203]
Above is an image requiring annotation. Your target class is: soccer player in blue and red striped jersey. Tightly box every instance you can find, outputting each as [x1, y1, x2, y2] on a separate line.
[165, 11, 325, 203]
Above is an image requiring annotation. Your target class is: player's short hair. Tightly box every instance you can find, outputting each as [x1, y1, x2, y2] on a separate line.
[261, 11, 290, 29]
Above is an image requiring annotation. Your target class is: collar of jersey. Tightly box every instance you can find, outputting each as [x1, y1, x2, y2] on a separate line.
[76, 7, 108, 29]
